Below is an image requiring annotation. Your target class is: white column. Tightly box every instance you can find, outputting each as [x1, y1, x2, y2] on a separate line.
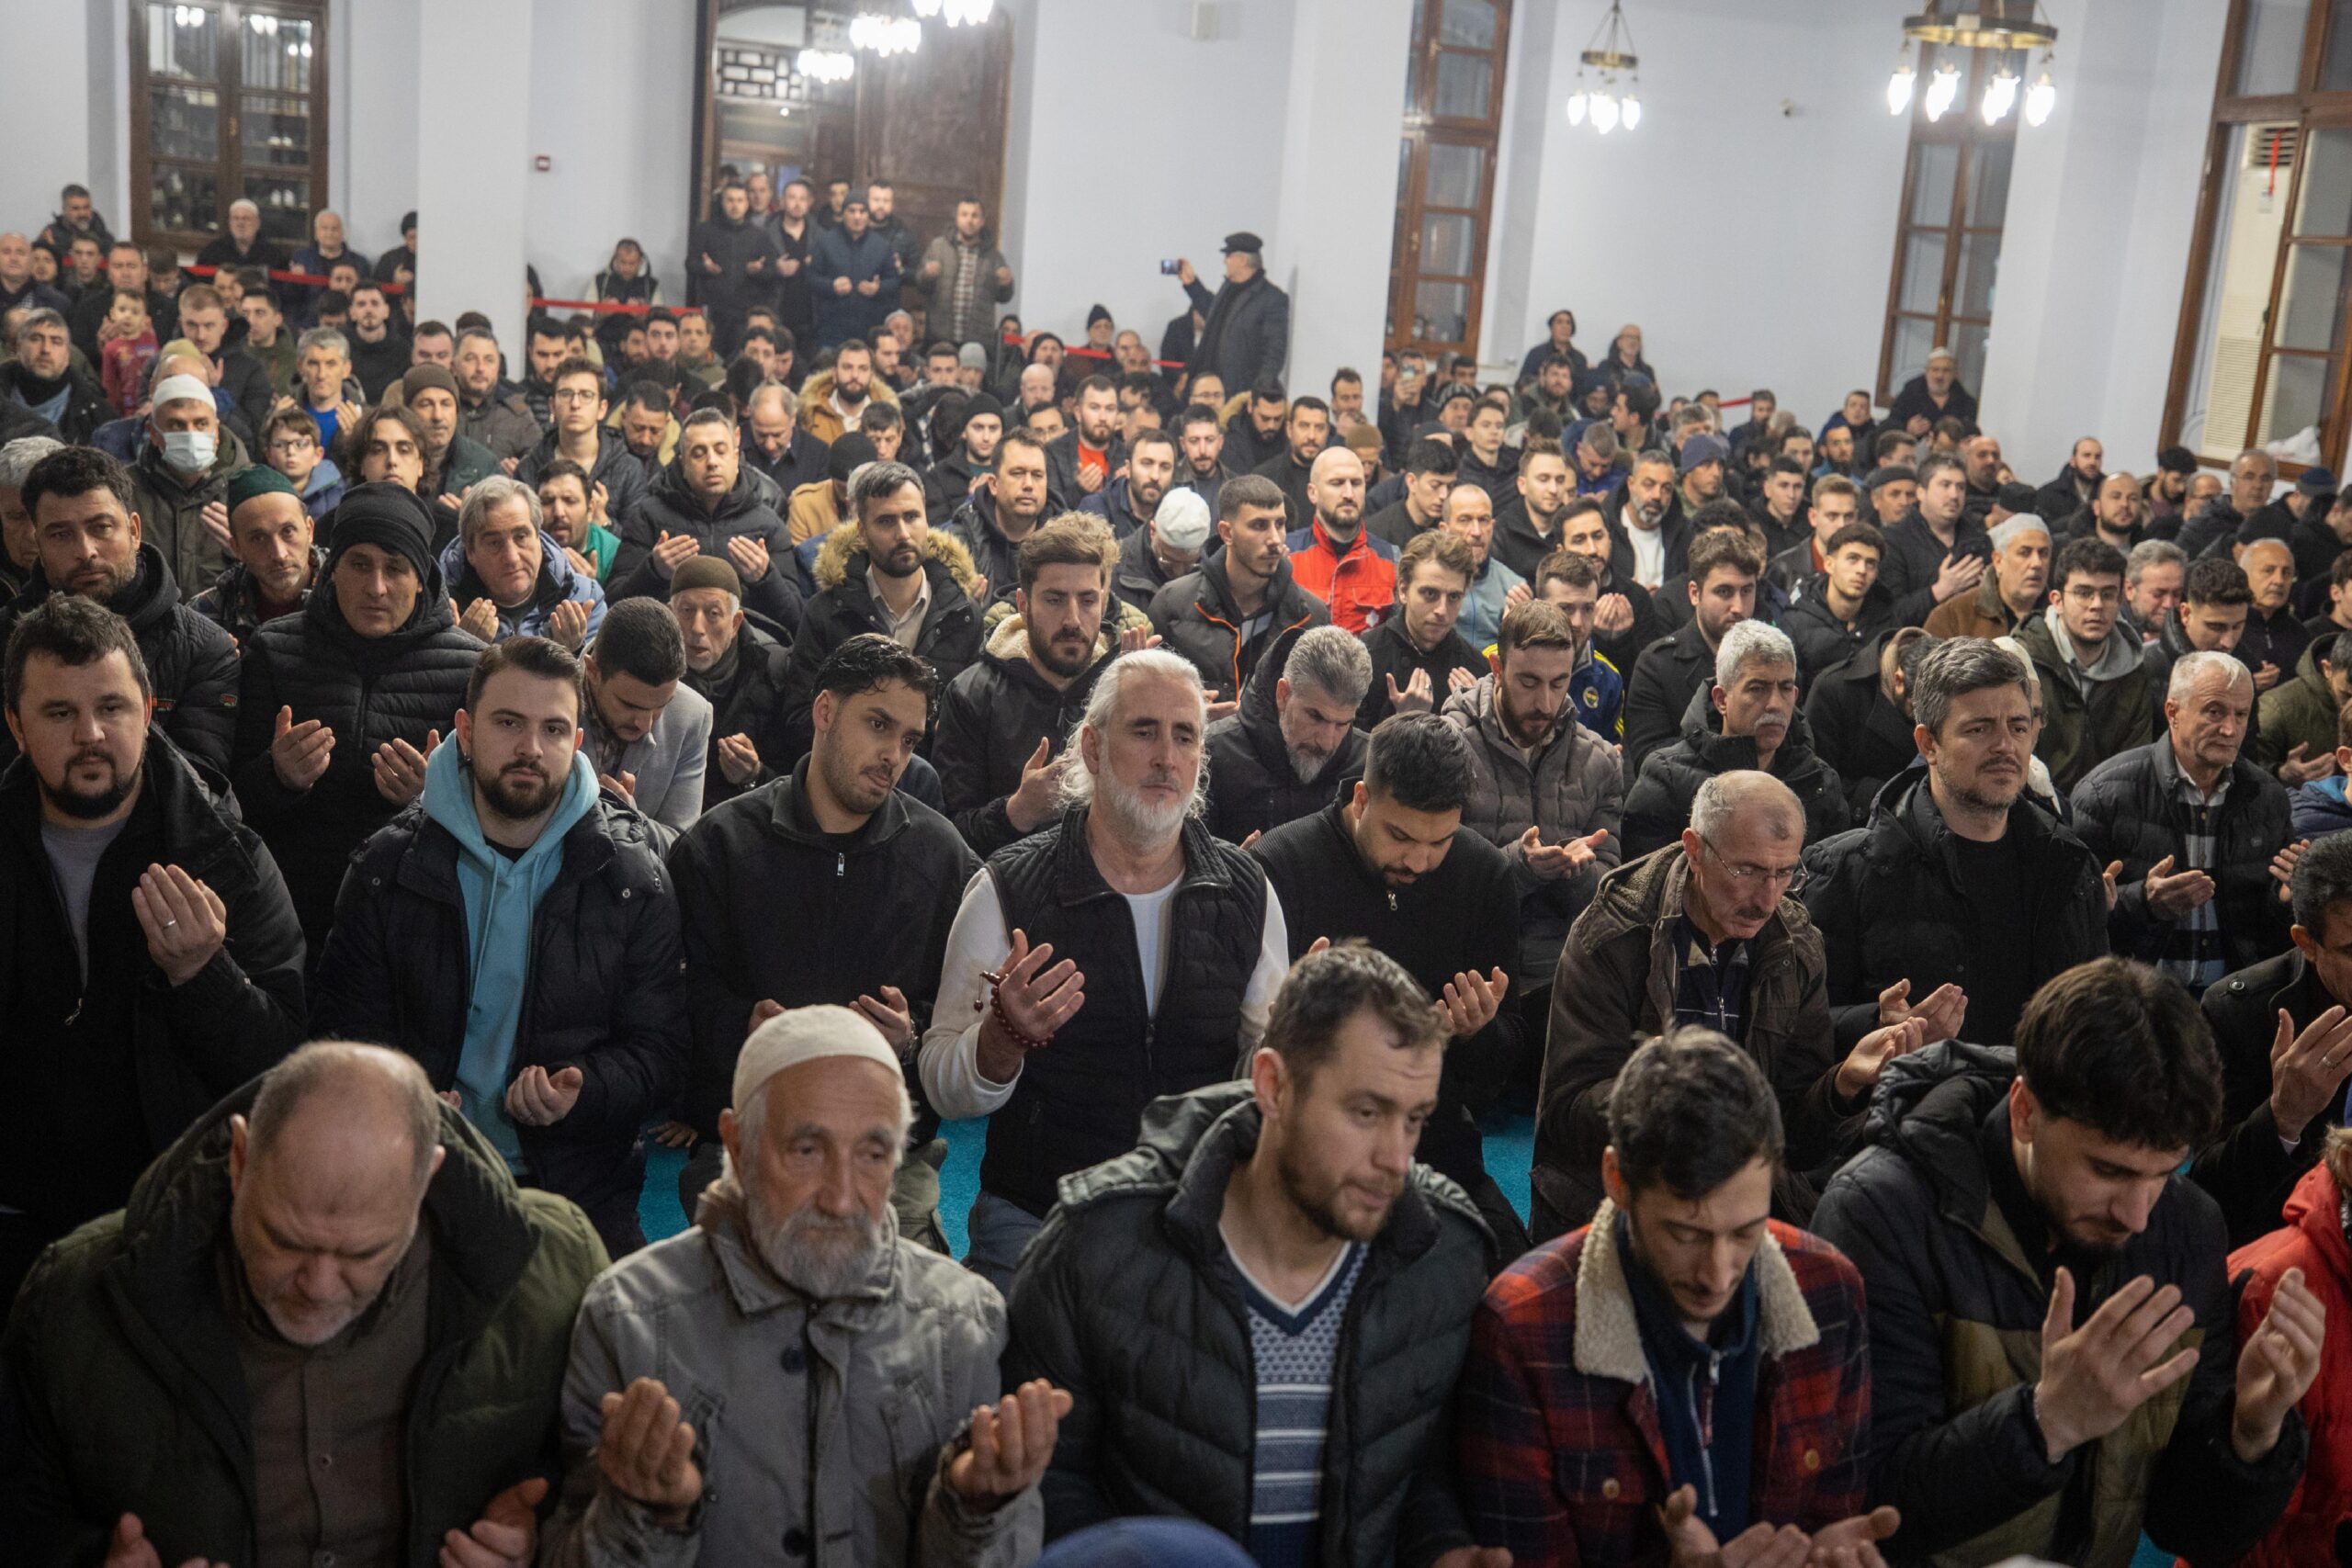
[1271, 0, 1416, 396]
[415, 0, 535, 356]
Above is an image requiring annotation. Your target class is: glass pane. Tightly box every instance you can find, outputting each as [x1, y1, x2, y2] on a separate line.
[1425, 141, 1486, 209]
[2237, 0, 2314, 95]
[1414, 280, 1471, 345]
[1952, 321, 1991, 393]
[1897, 232, 1948, 315]
[243, 98, 311, 165]
[1908, 142, 1960, 226]
[2297, 127, 2352, 236]
[1433, 51, 1491, 119]
[151, 164, 220, 234]
[1887, 315, 1937, 392]
[240, 12, 315, 94]
[2258, 352, 2333, 449]
[1421, 213, 1476, 276]
[1438, 0, 1497, 50]
[243, 175, 311, 243]
[150, 85, 220, 163]
[2327, 0, 2352, 88]
[146, 2, 218, 81]
[1957, 232, 2000, 319]
[2181, 123, 2296, 461]
[2275, 243, 2352, 351]
[1966, 140, 2014, 228]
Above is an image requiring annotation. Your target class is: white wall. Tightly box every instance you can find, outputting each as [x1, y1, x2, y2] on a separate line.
[332, 0, 421, 255]
[0, 0, 122, 244]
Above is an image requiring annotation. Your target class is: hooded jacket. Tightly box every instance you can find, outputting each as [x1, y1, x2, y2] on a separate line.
[1537, 847, 1853, 1235]
[1149, 550, 1329, 702]
[189, 545, 327, 646]
[1202, 621, 1365, 843]
[0, 1088, 607, 1568]
[310, 745, 684, 1257]
[1809, 1043, 2305, 1567]
[1623, 686, 1849, 860]
[1802, 762, 2109, 1046]
[127, 423, 251, 595]
[515, 424, 650, 531]
[231, 551, 486, 949]
[613, 457, 802, 630]
[933, 610, 1145, 855]
[786, 520, 985, 744]
[2293, 773, 2352, 840]
[2254, 638, 2340, 773]
[437, 527, 607, 646]
[1440, 672, 1624, 986]
[1003, 1084, 1491, 1567]
[0, 540, 242, 777]
[2016, 605, 2155, 794]
[796, 366, 901, 446]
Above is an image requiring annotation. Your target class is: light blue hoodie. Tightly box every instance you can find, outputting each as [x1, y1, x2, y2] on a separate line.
[419, 736, 601, 1173]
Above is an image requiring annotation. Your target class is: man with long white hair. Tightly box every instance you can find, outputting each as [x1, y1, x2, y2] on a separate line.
[545, 1005, 1065, 1566]
[921, 648, 1291, 1289]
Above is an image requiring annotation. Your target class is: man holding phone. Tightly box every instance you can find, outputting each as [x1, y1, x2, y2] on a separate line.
[1177, 231, 1291, 393]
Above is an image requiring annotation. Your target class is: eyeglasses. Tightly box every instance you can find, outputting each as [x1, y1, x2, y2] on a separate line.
[1701, 838, 1807, 892]
[266, 438, 315, 455]
[551, 388, 600, 403]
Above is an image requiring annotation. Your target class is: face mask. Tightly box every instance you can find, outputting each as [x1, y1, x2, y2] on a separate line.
[161, 429, 216, 472]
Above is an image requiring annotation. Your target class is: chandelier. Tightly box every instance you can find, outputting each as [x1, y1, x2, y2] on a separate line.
[849, 13, 922, 54]
[1886, 2, 2058, 128]
[1564, 1, 1642, 136]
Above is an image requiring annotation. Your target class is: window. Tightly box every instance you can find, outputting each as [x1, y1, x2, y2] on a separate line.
[130, 1, 329, 252]
[1877, 45, 2018, 405]
[1387, 0, 1510, 359]
[2166, 0, 2352, 470]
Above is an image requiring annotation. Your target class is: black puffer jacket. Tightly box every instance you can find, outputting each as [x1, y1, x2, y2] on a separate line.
[188, 546, 326, 645]
[1005, 1084, 1490, 1566]
[1802, 763, 2108, 1046]
[2070, 738, 2294, 976]
[0, 543, 239, 776]
[1803, 631, 1919, 817]
[2193, 948, 2348, 1247]
[1780, 574, 1900, 685]
[666, 759, 978, 1138]
[1810, 1043, 2306, 1567]
[1356, 615, 1487, 729]
[1622, 686, 1849, 858]
[784, 520, 986, 754]
[611, 460, 801, 631]
[1148, 552, 1329, 702]
[231, 567, 486, 949]
[309, 784, 685, 1256]
[515, 425, 649, 533]
[1202, 622, 1363, 842]
[684, 617, 797, 808]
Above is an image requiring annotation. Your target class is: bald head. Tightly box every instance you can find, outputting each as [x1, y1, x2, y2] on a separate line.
[243, 1041, 442, 1190]
[1691, 768, 1804, 843]
[1307, 445, 1366, 534]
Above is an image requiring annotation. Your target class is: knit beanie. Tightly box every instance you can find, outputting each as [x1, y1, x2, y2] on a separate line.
[669, 556, 743, 600]
[401, 364, 459, 405]
[326, 481, 436, 581]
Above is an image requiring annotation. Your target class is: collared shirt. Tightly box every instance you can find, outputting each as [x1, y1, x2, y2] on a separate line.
[879, 569, 932, 650]
[1670, 914, 1750, 1037]
[2164, 764, 2232, 993]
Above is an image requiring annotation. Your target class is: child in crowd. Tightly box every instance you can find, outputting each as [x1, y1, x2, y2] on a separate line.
[99, 291, 157, 416]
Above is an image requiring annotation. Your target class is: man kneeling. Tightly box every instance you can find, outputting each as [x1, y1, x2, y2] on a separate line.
[543, 1005, 1063, 1566]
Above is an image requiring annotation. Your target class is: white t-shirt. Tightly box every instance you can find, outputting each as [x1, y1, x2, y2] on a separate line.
[1627, 524, 1666, 590]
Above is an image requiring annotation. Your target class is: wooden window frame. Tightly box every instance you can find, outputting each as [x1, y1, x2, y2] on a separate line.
[129, 0, 331, 254]
[2163, 0, 2352, 474]
[1875, 44, 2018, 406]
[1388, 0, 1511, 361]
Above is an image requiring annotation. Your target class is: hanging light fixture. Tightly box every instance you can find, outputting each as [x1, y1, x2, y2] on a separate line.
[797, 45, 854, 83]
[1566, 1, 1642, 137]
[849, 12, 922, 54]
[1886, 2, 2059, 128]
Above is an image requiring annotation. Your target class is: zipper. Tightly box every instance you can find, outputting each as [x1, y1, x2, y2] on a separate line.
[1385, 889, 1397, 911]
[836, 852, 846, 877]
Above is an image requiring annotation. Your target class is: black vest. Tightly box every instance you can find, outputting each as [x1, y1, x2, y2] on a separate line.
[979, 807, 1269, 1216]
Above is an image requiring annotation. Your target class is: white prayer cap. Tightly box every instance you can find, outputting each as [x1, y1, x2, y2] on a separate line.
[1987, 513, 2050, 551]
[731, 1004, 904, 1113]
[149, 374, 214, 413]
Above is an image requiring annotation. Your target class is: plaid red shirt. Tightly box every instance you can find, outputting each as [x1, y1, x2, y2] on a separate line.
[1457, 1201, 1872, 1564]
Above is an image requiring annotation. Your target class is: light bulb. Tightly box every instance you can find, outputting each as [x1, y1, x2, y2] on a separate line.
[1981, 69, 2018, 124]
[1592, 92, 1619, 134]
[1566, 90, 1589, 125]
[1887, 62, 1915, 116]
[1622, 94, 1641, 130]
[2024, 67, 2056, 126]
[1923, 62, 1961, 122]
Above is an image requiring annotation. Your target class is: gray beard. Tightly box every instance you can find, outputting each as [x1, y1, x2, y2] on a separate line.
[745, 1187, 888, 1301]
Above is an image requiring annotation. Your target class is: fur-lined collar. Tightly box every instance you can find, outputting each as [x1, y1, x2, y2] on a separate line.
[810, 519, 979, 595]
[796, 367, 899, 422]
[979, 599, 1154, 656]
[1573, 1197, 1821, 1386]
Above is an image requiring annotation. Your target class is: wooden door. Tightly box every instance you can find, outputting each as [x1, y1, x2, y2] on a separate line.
[851, 15, 1013, 252]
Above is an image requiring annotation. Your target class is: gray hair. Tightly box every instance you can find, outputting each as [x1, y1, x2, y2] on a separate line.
[246, 1042, 443, 1192]
[1689, 770, 1804, 845]
[1057, 649, 1208, 814]
[848, 459, 925, 519]
[296, 325, 348, 360]
[1630, 447, 1676, 479]
[2124, 538, 2186, 586]
[1713, 620, 1796, 690]
[229, 197, 260, 218]
[746, 382, 793, 419]
[2234, 447, 2278, 476]
[458, 474, 543, 547]
[1577, 423, 1621, 462]
[2168, 649, 2252, 703]
[0, 434, 66, 489]
[1910, 636, 2035, 739]
[1283, 625, 1374, 709]
[17, 307, 66, 338]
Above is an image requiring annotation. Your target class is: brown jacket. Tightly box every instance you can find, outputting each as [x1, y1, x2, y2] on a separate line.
[1533, 845, 1855, 1239]
[786, 479, 844, 545]
[1921, 573, 2024, 640]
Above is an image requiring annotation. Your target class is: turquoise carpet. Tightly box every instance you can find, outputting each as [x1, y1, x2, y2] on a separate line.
[642, 1112, 1539, 1254]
